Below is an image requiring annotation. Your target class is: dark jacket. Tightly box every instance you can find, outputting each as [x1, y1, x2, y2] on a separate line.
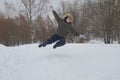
[53, 10, 79, 37]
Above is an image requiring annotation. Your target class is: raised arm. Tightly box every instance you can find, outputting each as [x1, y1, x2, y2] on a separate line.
[53, 10, 61, 23]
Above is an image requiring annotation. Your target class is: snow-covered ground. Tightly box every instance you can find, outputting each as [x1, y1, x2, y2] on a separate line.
[0, 43, 120, 80]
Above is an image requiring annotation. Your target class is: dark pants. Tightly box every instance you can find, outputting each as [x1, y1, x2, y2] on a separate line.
[39, 34, 66, 48]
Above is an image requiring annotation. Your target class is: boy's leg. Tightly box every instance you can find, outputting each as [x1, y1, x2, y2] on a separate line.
[39, 34, 59, 47]
[53, 37, 66, 49]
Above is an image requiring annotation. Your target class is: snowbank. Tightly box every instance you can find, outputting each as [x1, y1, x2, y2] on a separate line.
[0, 44, 6, 48]
[0, 43, 120, 80]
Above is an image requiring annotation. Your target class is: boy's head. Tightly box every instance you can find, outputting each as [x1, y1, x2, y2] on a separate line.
[63, 13, 73, 23]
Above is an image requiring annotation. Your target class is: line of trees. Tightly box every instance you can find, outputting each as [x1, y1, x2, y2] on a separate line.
[0, 0, 120, 46]
[83, 0, 120, 43]
[0, 13, 55, 46]
[0, 0, 55, 46]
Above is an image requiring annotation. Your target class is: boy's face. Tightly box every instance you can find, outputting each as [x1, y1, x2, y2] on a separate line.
[66, 17, 72, 23]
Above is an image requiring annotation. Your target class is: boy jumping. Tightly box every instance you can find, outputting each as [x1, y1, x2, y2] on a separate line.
[39, 7, 79, 49]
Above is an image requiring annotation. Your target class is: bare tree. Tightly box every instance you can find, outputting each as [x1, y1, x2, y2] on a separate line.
[81, 0, 120, 43]
[114, 0, 120, 43]
[4, 1, 20, 18]
[96, 0, 120, 43]
[21, 0, 50, 42]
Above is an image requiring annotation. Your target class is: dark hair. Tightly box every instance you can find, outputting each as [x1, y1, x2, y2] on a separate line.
[64, 16, 68, 22]
[64, 16, 72, 24]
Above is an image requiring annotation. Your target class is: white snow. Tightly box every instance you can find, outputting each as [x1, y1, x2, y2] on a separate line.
[0, 43, 120, 80]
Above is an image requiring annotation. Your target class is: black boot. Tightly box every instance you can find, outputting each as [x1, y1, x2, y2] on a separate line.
[53, 45, 57, 49]
[38, 44, 43, 47]
[38, 43, 47, 48]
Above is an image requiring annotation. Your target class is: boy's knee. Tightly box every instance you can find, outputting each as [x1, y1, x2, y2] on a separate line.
[56, 38, 66, 46]
[61, 40, 66, 45]
[61, 38, 66, 44]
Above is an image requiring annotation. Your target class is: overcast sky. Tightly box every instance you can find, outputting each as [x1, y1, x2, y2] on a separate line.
[0, 0, 61, 12]
[0, 0, 77, 18]
[0, 0, 18, 12]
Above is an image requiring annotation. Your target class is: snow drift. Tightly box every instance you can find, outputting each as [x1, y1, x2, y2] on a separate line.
[0, 43, 120, 80]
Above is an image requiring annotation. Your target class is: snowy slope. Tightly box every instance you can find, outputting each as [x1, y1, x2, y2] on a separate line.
[0, 43, 120, 80]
